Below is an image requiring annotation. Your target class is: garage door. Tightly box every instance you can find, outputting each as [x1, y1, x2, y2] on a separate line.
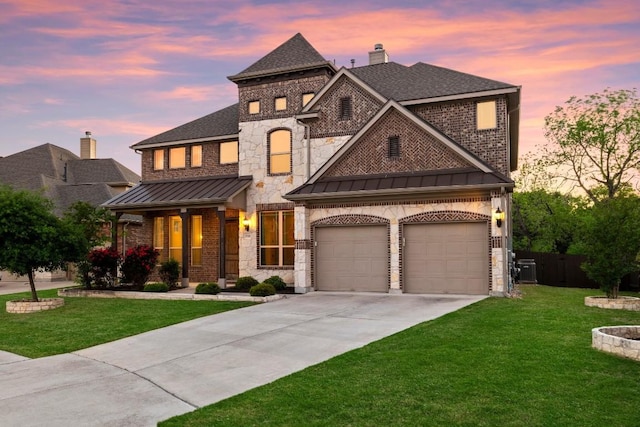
[404, 222, 488, 294]
[315, 225, 388, 292]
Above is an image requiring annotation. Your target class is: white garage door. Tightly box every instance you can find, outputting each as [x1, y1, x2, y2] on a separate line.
[404, 222, 488, 294]
[315, 225, 388, 292]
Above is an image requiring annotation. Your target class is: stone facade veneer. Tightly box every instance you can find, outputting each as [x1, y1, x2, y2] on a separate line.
[6, 298, 65, 313]
[592, 326, 640, 361]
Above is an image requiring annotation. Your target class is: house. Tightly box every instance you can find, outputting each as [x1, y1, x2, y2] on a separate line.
[0, 134, 142, 280]
[104, 33, 520, 295]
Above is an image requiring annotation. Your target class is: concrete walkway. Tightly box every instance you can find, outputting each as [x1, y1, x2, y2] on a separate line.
[0, 292, 486, 426]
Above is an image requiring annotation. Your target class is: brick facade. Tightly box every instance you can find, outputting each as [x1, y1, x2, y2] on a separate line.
[141, 141, 238, 181]
[310, 75, 384, 138]
[410, 97, 509, 175]
[324, 108, 472, 177]
[238, 73, 331, 123]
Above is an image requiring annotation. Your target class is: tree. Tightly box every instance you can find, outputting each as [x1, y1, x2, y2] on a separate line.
[543, 88, 640, 203]
[512, 189, 585, 254]
[580, 195, 640, 298]
[0, 186, 85, 301]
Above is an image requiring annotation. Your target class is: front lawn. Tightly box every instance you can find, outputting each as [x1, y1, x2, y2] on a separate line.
[0, 289, 254, 358]
[161, 286, 640, 427]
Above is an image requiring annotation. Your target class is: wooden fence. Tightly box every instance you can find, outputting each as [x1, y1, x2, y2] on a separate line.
[515, 251, 639, 291]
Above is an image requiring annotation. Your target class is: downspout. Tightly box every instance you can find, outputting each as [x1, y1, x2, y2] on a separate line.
[500, 186, 509, 294]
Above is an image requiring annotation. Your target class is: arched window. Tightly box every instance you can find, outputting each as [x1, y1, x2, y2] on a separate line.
[268, 129, 291, 175]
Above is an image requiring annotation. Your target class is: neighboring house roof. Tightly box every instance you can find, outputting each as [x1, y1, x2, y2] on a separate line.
[228, 33, 337, 82]
[131, 103, 239, 149]
[0, 143, 140, 216]
[285, 168, 513, 201]
[102, 175, 253, 212]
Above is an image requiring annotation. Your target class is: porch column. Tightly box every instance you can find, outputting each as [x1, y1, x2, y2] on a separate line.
[112, 212, 123, 253]
[217, 207, 226, 288]
[180, 208, 190, 288]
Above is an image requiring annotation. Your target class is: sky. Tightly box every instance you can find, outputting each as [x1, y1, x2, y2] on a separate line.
[1, 0, 638, 175]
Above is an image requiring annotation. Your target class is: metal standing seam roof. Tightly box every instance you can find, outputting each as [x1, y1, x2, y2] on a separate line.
[102, 175, 253, 210]
[285, 169, 513, 201]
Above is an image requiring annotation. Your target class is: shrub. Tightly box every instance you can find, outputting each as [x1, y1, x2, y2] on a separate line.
[263, 275, 287, 291]
[235, 276, 259, 291]
[143, 282, 169, 292]
[121, 245, 159, 289]
[249, 283, 276, 297]
[195, 282, 221, 295]
[86, 247, 120, 289]
[159, 258, 181, 289]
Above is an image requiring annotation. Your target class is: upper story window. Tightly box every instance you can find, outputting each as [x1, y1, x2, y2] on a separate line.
[477, 100, 497, 130]
[153, 149, 164, 170]
[275, 96, 287, 111]
[388, 136, 400, 158]
[220, 141, 238, 164]
[339, 96, 352, 120]
[302, 92, 314, 107]
[248, 100, 260, 115]
[169, 147, 186, 169]
[191, 145, 202, 167]
[268, 129, 292, 175]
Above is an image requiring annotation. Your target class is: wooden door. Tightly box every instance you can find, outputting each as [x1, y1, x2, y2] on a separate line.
[225, 219, 239, 280]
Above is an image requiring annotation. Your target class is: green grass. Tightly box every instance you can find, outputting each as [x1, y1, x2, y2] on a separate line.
[0, 289, 254, 358]
[161, 286, 640, 427]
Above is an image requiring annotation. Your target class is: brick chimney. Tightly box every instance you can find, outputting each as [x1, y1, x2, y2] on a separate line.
[80, 131, 96, 159]
[368, 43, 388, 65]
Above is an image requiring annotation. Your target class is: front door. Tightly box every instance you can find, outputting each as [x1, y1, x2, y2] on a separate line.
[225, 219, 239, 280]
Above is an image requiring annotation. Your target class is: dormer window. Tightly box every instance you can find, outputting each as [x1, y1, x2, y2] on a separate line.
[477, 100, 497, 130]
[275, 96, 287, 111]
[339, 97, 352, 120]
[388, 136, 400, 158]
[248, 100, 260, 115]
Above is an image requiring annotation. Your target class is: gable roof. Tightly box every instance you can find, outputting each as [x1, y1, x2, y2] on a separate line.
[131, 103, 239, 149]
[308, 99, 494, 184]
[227, 33, 337, 82]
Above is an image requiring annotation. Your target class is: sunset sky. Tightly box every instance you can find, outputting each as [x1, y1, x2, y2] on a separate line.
[1, 0, 638, 174]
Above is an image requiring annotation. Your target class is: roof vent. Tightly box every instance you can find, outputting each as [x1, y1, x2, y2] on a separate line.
[369, 44, 388, 65]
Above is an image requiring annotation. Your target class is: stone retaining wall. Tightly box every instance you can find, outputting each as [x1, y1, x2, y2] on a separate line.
[6, 298, 65, 314]
[592, 326, 640, 361]
[585, 296, 640, 311]
[58, 288, 284, 303]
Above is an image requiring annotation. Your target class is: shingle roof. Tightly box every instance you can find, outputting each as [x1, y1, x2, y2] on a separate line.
[131, 103, 239, 148]
[103, 175, 253, 211]
[0, 143, 141, 215]
[350, 62, 516, 102]
[228, 33, 335, 82]
[285, 168, 513, 201]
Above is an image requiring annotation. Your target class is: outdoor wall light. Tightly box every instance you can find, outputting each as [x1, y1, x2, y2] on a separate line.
[493, 207, 504, 228]
[242, 217, 250, 232]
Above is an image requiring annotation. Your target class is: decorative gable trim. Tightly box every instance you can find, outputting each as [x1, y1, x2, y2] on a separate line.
[308, 100, 493, 184]
[301, 67, 386, 113]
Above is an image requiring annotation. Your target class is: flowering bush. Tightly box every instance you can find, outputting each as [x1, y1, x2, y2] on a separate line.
[120, 245, 159, 289]
[84, 247, 120, 289]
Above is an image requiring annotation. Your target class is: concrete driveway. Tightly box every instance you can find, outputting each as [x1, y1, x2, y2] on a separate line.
[0, 292, 485, 426]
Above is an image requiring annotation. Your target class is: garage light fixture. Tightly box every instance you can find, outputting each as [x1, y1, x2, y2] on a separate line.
[493, 207, 504, 228]
[243, 217, 251, 232]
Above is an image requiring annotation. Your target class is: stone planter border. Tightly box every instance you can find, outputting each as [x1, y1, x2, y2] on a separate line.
[584, 296, 640, 311]
[6, 298, 65, 314]
[58, 288, 284, 303]
[592, 326, 640, 362]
